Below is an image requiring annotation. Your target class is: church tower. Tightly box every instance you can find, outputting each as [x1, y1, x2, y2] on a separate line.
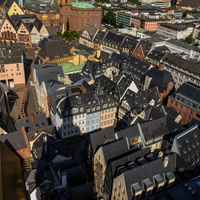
[59, 0, 71, 31]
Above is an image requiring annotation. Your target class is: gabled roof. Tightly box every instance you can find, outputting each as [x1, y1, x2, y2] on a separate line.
[0, 130, 27, 151]
[81, 25, 98, 40]
[37, 38, 73, 60]
[15, 113, 49, 132]
[178, 0, 200, 8]
[103, 31, 125, 49]
[121, 37, 140, 54]
[171, 124, 200, 163]
[101, 138, 132, 164]
[94, 30, 107, 43]
[174, 82, 200, 104]
[163, 53, 200, 77]
[33, 63, 64, 86]
[147, 49, 167, 62]
[89, 127, 115, 154]
[120, 154, 176, 200]
[136, 40, 152, 57]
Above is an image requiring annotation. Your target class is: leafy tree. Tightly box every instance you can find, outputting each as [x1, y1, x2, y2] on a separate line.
[182, 9, 200, 17]
[58, 30, 80, 42]
[184, 33, 193, 43]
[118, 23, 124, 28]
[102, 10, 116, 26]
[128, 0, 141, 5]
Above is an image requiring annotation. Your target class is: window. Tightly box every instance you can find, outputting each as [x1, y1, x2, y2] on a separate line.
[71, 107, 78, 114]
[42, 14, 47, 20]
[80, 107, 84, 112]
[82, 12, 84, 17]
[87, 19, 89, 24]
[66, 8, 68, 14]
[96, 19, 98, 27]
[76, 19, 78, 29]
[76, 12, 78, 16]
[88, 12, 90, 17]
[82, 19, 84, 29]
[96, 12, 98, 16]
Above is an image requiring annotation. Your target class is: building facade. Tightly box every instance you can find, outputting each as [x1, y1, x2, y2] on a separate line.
[0, 15, 48, 47]
[131, 15, 167, 32]
[59, 0, 102, 32]
[24, 2, 60, 26]
[52, 90, 117, 139]
[167, 82, 200, 125]
[157, 23, 194, 40]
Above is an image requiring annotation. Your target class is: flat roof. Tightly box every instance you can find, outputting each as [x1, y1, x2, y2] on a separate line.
[168, 176, 200, 200]
[59, 62, 84, 73]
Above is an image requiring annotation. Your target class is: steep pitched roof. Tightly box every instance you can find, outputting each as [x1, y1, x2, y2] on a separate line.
[81, 25, 98, 40]
[89, 127, 115, 154]
[37, 38, 73, 60]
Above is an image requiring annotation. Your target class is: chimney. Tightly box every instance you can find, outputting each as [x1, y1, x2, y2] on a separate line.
[21, 126, 30, 150]
[163, 156, 169, 168]
[31, 115, 34, 123]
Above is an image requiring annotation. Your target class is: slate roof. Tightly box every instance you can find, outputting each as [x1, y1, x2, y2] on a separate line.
[171, 124, 200, 164]
[10, 14, 43, 32]
[122, 86, 160, 111]
[147, 49, 167, 62]
[174, 82, 200, 104]
[0, 130, 27, 151]
[136, 40, 152, 57]
[33, 63, 65, 86]
[165, 39, 196, 51]
[94, 30, 107, 43]
[37, 38, 73, 60]
[103, 31, 125, 50]
[121, 36, 140, 54]
[178, 0, 200, 8]
[81, 25, 98, 40]
[164, 53, 200, 76]
[101, 138, 132, 164]
[140, 116, 169, 141]
[143, 66, 174, 93]
[63, 165, 86, 187]
[120, 154, 177, 200]
[56, 90, 116, 118]
[24, 2, 59, 13]
[15, 113, 48, 132]
[89, 127, 115, 154]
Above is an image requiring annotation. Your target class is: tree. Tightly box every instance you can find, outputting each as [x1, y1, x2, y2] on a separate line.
[128, 0, 141, 5]
[58, 30, 80, 42]
[184, 33, 193, 43]
[102, 10, 116, 26]
[194, 43, 199, 47]
[118, 23, 124, 28]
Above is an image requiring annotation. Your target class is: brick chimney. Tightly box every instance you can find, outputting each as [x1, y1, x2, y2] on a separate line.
[21, 126, 30, 150]
[31, 115, 34, 123]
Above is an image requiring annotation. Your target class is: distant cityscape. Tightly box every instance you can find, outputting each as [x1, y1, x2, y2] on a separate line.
[0, 0, 200, 199]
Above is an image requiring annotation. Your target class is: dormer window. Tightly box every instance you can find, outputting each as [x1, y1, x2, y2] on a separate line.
[80, 107, 84, 112]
